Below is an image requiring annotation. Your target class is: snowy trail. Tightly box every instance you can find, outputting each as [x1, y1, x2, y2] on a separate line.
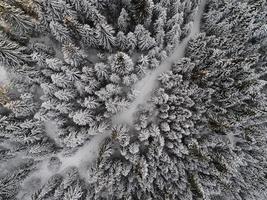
[0, 65, 9, 85]
[18, 132, 108, 199]
[23, 132, 108, 182]
[116, 0, 206, 124]
[58, 132, 109, 176]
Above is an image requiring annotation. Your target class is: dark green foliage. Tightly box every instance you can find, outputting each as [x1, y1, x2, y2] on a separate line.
[131, 0, 153, 24]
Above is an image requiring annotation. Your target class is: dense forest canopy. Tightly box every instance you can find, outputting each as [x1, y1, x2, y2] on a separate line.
[0, 0, 266, 199]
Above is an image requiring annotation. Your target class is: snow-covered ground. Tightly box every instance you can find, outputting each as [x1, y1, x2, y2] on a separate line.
[115, 0, 207, 124]
[58, 131, 110, 177]
[18, 132, 109, 199]
[44, 120, 61, 145]
[0, 65, 9, 85]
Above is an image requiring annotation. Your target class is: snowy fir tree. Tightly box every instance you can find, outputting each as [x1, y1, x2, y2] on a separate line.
[0, 0, 266, 199]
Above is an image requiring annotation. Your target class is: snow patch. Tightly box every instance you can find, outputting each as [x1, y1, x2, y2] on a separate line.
[44, 120, 60, 144]
[58, 132, 109, 178]
[17, 159, 52, 200]
[20, 131, 109, 191]
[0, 66, 9, 85]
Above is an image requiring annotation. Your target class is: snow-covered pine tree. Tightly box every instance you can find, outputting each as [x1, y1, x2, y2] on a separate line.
[0, 0, 39, 38]
[0, 158, 37, 199]
[0, 91, 58, 159]
[30, 167, 87, 200]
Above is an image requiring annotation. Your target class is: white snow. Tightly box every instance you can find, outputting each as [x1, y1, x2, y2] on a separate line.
[18, 132, 109, 199]
[115, 0, 207, 124]
[58, 132, 109, 177]
[21, 132, 108, 183]
[0, 65, 9, 85]
[17, 159, 52, 200]
[44, 120, 61, 145]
